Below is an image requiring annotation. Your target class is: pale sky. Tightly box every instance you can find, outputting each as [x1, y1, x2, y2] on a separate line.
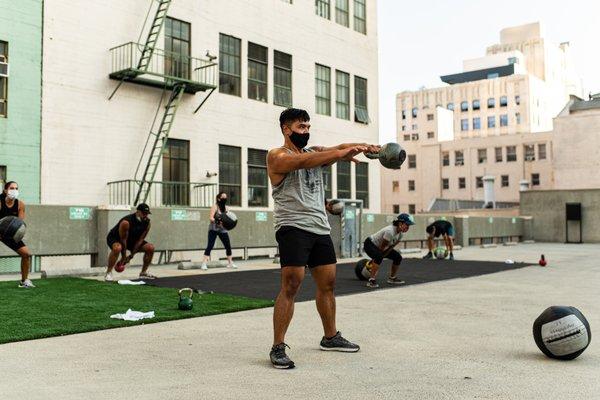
[377, 0, 600, 143]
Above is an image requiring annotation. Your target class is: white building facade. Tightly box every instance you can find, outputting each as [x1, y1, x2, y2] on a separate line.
[41, 0, 380, 212]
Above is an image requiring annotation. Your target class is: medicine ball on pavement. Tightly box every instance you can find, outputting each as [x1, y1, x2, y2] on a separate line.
[354, 259, 371, 281]
[533, 306, 591, 360]
[434, 247, 447, 259]
[0, 216, 27, 242]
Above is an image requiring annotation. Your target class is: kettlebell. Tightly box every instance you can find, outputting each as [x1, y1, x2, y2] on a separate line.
[365, 142, 406, 170]
[178, 288, 194, 311]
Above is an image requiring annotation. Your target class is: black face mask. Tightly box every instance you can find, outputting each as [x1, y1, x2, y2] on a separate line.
[217, 198, 227, 212]
[289, 131, 310, 149]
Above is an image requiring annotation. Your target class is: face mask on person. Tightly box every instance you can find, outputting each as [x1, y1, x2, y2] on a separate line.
[289, 131, 310, 149]
[217, 197, 227, 211]
[7, 189, 19, 200]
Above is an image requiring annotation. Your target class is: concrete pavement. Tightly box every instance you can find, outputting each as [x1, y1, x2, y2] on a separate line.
[1, 243, 599, 399]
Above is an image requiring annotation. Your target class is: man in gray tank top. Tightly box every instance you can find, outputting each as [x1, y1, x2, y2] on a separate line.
[267, 108, 380, 369]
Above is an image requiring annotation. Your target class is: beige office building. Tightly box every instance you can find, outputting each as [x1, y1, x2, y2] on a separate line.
[382, 22, 583, 214]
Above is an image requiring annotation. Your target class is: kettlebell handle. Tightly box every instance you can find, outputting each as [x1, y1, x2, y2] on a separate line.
[179, 288, 194, 299]
[364, 152, 380, 160]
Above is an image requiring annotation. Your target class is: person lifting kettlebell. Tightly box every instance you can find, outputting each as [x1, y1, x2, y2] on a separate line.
[362, 213, 415, 288]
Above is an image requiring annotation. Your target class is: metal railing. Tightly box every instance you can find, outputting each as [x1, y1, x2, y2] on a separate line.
[108, 180, 218, 208]
[109, 42, 217, 88]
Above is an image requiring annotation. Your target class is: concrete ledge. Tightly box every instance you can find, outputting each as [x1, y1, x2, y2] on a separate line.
[177, 261, 227, 270]
[503, 242, 518, 246]
[522, 240, 536, 244]
[480, 244, 498, 248]
[400, 248, 422, 254]
[41, 268, 101, 278]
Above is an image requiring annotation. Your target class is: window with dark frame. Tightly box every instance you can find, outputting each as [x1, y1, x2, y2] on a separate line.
[501, 175, 509, 187]
[337, 160, 351, 199]
[524, 144, 535, 161]
[472, 99, 480, 110]
[403, 134, 410, 141]
[500, 114, 508, 126]
[487, 97, 495, 108]
[488, 115, 495, 128]
[477, 148, 487, 163]
[355, 162, 369, 208]
[408, 204, 416, 214]
[455, 150, 464, 166]
[427, 131, 434, 139]
[165, 18, 191, 80]
[461, 101, 468, 112]
[248, 148, 269, 207]
[408, 180, 415, 191]
[393, 204, 400, 214]
[392, 180, 399, 192]
[506, 146, 517, 162]
[538, 143, 547, 160]
[353, 0, 366, 34]
[354, 76, 369, 123]
[162, 139, 190, 206]
[408, 155, 416, 168]
[336, 70, 350, 120]
[315, 64, 331, 115]
[458, 177, 466, 189]
[219, 144, 242, 206]
[335, 0, 349, 27]
[442, 178, 449, 190]
[248, 42, 268, 102]
[442, 152, 449, 166]
[461, 119, 468, 131]
[495, 147, 503, 162]
[411, 133, 419, 141]
[447, 103, 454, 111]
[476, 176, 483, 188]
[274, 50, 292, 107]
[316, 0, 330, 19]
[500, 96, 508, 107]
[412, 107, 418, 118]
[219, 34, 241, 96]
[531, 173, 540, 186]
[473, 117, 481, 130]
[427, 114, 434, 121]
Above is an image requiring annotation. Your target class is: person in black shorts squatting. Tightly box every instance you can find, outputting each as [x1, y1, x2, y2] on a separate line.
[104, 203, 156, 281]
[266, 107, 381, 369]
[0, 181, 34, 288]
[422, 219, 455, 260]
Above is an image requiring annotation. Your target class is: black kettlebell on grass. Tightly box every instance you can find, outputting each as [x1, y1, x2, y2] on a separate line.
[178, 288, 194, 311]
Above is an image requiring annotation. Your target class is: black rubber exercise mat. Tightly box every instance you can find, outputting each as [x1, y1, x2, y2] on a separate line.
[147, 259, 532, 302]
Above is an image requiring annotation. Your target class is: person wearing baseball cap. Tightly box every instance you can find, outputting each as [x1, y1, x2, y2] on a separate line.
[104, 203, 155, 281]
[362, 213, 415, 288]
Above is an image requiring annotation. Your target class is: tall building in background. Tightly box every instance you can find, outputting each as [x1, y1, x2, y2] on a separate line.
[0, 0, 43, 203]
[382, 22, 583, 214]
[40, 0, 380, 211]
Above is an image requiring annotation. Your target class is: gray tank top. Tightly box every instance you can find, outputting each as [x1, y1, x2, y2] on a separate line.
[209, 207, 228, 233]
[272, 147, 330, 235]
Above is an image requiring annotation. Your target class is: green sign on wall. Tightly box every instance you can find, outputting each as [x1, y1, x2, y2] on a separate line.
[512, 217, 516, 224]
[69, 207, 92, 220]
[366, 214, 374, 223]
[488, 217, 494, 223]
[255, 212, 268, 222]
[345, 209, 355, 220]
[171, 209, 201, 221]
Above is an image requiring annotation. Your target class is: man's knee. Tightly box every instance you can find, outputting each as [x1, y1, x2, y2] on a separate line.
[19, 248, 32, 258]
[281, 277, 302, 297]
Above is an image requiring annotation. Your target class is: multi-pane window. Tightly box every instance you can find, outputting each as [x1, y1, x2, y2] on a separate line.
[401, 125, 406, 131]
[219, 145, 241, 206]
[408, 204, 416, 214]
[165, 18, 191, 79]
[500, 114, 508, 126]
[335, 0, 349, 27]
[0, 41, 7, 117]
[515, 95, 521, 105]
[162, 139, 190, 206]
[442, 152, 449, 166]
[487, 98, 495, 108]
[500, 96, 508, 107]
[411, 124, 418, 130]
[393, 204, 400, 214]
[531, 173, 540, 186]
[412, 107, 418, 118]
[402, 110, 406, 120]
[274, 51, 292, 107]
[538, 143, 547, 160]
[354, 76, 369, 123]
[455, 150, 464, 166]
[478, 148, 487, 164]
[501, 175, 509, 187]
[322, 165, 332, 199]
[219, 34, 241, 96]
[353, 0, 366, 34]
[506, 146, 517, 162]
[315, 64, 331, 115]
[355, 162, 369, 208]
[392, 180, 399, 192]
[461, 101, 468, 112]
[524, 144, 535, 161]
[442, 178, 449, 190]
[515, 112, 521, 124]
[427, 131, 434, 139]
[411, 133, 419, 141]
[316, 0, 330, 19]
[337, 160, 351, 199]
[488, 116, 496, 128]
[473, 117, 481, 130]
[476, 176, 483, 188]
[248, 42, 268, 102]
[447, 103, 454, 111]
[495, 147, 503, 162]
[408, 180, 415, 191]
[427, 114, 434, 121]
[403, 134, 410, 141]
[248, 149, 268, 207]
[472, 99, 480, 110]
[458, 177, 466, 189]
[461, 119, 468, 131]
[336, 70, 350, 119]
[408, 155, 416, 168]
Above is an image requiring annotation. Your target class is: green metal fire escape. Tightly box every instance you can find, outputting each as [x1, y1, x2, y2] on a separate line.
[108, 0, 217, 205]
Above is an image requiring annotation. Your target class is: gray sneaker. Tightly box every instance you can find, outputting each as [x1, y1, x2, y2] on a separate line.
[270, 343, 295, 369]
[366, 278, 379, 288]
[320, 332, 360, 352]
[387, 276, 405, 285]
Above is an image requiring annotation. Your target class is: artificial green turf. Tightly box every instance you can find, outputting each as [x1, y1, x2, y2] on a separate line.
[0, 277, 274, 344]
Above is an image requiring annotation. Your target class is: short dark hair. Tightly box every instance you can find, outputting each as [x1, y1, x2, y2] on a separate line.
[279, 108, 310, 130]
[426, 225, 435, 235]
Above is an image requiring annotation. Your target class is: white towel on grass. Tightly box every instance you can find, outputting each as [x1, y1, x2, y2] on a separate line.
[117, 280, 146, 285]
[110, 309, 155, 321]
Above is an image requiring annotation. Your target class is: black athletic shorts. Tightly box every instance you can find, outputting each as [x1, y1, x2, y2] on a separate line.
[106, 235, 147, 252]
[275, 226, 337, 268]
[1, 238, 26, 253]
[363, 237, 402, 265]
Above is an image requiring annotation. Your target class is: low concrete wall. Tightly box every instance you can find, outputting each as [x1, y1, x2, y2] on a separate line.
[520, 189, 600, 243]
